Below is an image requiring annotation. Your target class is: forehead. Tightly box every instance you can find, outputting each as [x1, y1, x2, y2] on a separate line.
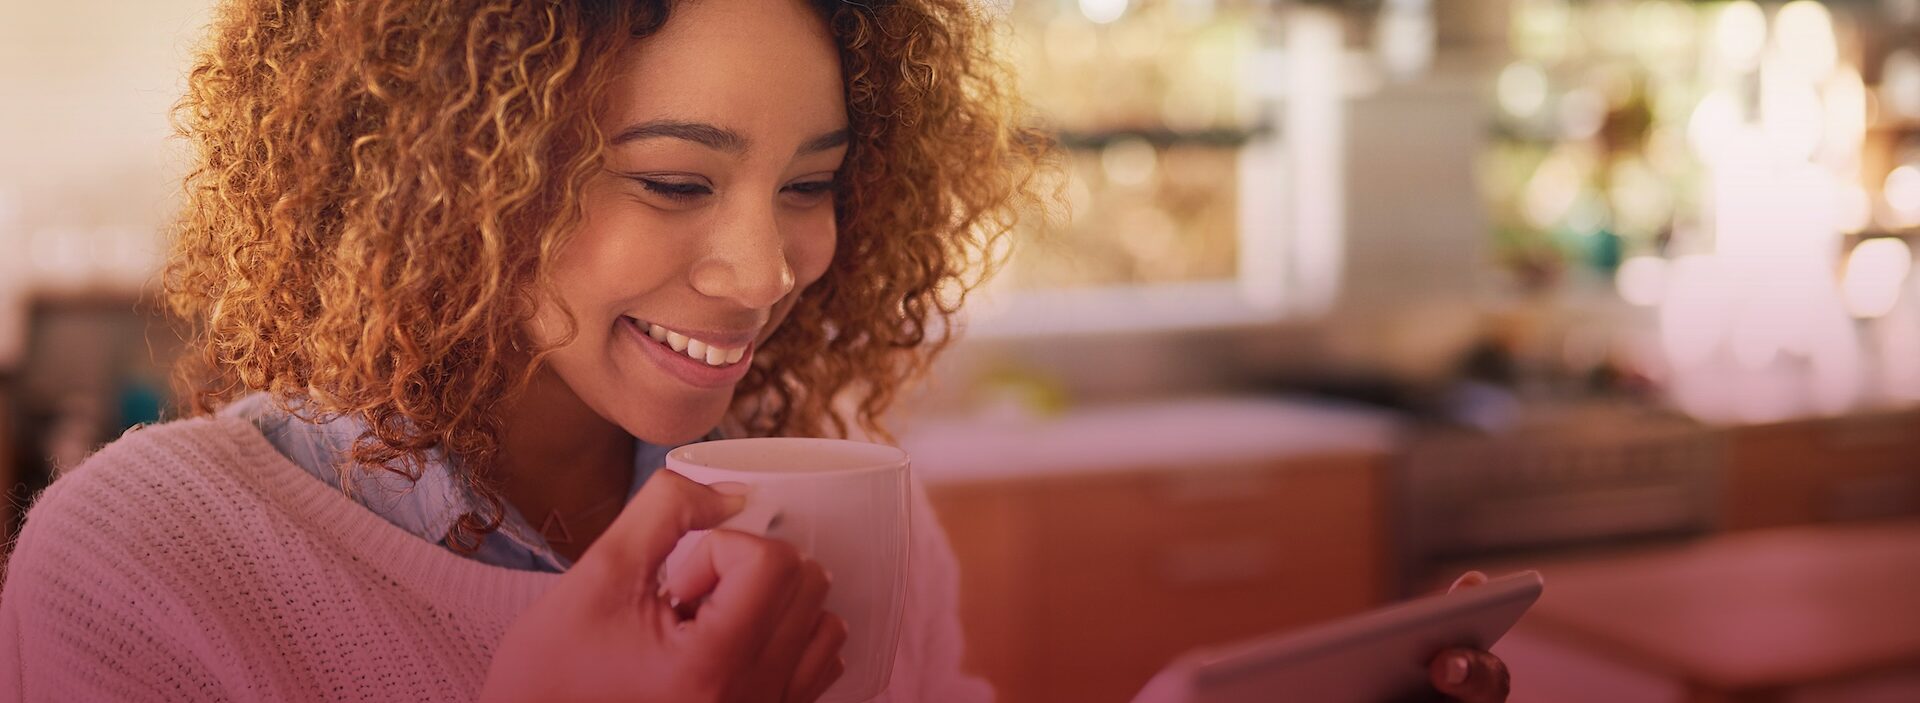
[603, 0, 847, 142]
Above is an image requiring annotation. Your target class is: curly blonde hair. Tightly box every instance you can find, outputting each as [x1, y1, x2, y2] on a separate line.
[164, 0, 1055, 550]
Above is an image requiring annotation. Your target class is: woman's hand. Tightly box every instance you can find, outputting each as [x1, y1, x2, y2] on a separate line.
[1426, 571, 1513, 703]
[479, 470, 847, 703]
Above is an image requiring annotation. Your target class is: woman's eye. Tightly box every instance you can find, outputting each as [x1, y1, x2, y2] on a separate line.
[623, 175, 836, 207]
[634, 178, 712, 201]
[782, 180, 839, 206]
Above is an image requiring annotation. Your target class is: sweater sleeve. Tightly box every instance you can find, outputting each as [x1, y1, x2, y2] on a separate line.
[0, 484, 68, 702]
[0, 554, 27, 703]
[883, 475, 996, 703]
[0, 472, 231, 702]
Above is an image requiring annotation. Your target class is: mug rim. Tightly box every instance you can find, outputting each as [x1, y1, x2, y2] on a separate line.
[666, 437, 909, 476]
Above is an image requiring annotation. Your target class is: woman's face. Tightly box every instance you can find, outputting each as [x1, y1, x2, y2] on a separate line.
[529, 0, 845, 445]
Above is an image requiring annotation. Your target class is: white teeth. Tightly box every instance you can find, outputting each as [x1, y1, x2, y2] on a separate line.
[639, 321, 747, 367]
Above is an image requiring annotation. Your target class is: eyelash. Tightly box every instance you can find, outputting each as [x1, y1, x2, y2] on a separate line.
[634, 178, 839, 203]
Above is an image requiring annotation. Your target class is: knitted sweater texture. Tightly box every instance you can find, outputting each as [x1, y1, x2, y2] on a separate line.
[0, 417, 990, 702]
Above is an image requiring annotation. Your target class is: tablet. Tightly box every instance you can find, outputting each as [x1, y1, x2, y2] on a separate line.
[1131, 571, 1544, 703]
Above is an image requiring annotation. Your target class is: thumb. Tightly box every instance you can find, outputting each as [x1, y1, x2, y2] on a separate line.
[1448, 570, 1489, 593]
[576, 469, 748, 589]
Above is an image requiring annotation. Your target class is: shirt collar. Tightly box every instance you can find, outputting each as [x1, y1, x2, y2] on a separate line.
[371, 431, 680, 550]
[221, 393, 683, 550]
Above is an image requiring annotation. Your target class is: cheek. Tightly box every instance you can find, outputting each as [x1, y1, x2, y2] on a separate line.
[790, 216, 838, 288]
[526, 239, 660, 350]
[525, 248, 602, 348]
[528, 257, 604, 348]
[552, 184, 692, 321]
[762, 219, 837, 336]
[523, 276, 609, 355]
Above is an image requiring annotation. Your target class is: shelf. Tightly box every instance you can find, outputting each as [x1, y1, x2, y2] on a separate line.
[1868, 118, 1920, 135]
[1055, 124, 1275, 151]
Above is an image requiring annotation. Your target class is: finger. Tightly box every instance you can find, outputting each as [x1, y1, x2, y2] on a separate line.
[1429, 648, 1511, 703]
[663, 529, 806, 610]
[757, 559, 833, 668]
[785, 614, 850, 703]
[673, 530, 806, 659]
[577, 471, 747, 589]
[661, 531, 725, 610]
[1448, 570, 1489, 593]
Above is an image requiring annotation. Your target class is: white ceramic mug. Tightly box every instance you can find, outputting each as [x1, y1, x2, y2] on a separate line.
[662, 438, 911, 703]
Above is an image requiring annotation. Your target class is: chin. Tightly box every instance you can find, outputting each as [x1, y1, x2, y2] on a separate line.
[622, 397, 733, 446]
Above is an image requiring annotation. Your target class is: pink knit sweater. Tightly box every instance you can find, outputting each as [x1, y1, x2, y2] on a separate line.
[0, 417, 993, 702]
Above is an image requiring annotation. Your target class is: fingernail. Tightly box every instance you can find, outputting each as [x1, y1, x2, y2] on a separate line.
[1445, 655, 1470, 685]
[1451, 570, 1488, 591]
[709, 482, 749, 512]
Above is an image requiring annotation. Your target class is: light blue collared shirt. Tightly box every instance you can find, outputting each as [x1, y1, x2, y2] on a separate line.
[219, 392, 677, 573]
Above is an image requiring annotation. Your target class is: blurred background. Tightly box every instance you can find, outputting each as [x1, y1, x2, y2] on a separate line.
[5, 0, 1920, 701]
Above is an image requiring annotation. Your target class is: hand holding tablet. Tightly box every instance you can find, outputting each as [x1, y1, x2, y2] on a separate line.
[1132, 571, 1542, 703]
[1426, 571, 1516, 703]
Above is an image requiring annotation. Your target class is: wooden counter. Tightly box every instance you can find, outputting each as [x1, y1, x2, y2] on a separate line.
[907, 399, 1401, 703]
[914, 399, 1920, 701]
[930, 454, 1390, 703]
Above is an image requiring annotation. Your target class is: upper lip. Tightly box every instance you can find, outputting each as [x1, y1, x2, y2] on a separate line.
[626, 316, 760, 349]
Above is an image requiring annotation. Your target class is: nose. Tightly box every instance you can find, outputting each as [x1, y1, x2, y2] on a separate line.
[689, 195, 797, 309]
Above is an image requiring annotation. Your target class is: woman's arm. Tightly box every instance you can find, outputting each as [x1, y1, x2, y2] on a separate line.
[1, 561, 27, 702]
[0, 477, 225, 703]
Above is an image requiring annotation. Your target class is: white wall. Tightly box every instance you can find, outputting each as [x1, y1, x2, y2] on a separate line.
[0, 0, 215, 365]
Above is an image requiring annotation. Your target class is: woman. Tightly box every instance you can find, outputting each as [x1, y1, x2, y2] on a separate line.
[0, 0, 1510, 701]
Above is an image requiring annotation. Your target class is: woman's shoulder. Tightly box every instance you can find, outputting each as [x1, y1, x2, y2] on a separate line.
[11, 417, 279, 551]
[50, 415, 263, 490]
[0, 418, 320, 699]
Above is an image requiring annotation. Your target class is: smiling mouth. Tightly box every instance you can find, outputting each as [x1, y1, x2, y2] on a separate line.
[624, 317, 749, 368]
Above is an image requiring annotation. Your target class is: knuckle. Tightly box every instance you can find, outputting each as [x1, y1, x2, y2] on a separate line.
[1488, 655, 1512, 681]
[703, 529, 748, 552]
[645, 472, 700, 511]
[823, 613, 850, 642]
[803, 559, 832, 588]
[650, 469, 698, 494]
[756, 538, 802, 571]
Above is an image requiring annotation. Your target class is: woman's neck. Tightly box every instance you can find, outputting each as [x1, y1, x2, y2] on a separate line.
[494, 367, 635, 562]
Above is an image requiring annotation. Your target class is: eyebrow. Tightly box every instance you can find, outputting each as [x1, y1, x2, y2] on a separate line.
[610, 119, 850, 157]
